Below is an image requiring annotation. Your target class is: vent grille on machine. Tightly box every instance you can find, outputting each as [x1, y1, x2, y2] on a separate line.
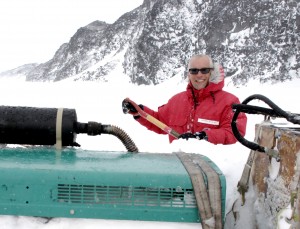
[56, 184, 197, 208]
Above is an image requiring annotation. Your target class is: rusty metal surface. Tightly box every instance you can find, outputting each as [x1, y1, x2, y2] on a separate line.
[251, 125, 276, 193]
[252, 125, 300, 227]
[252, 125, 300, 189]
[225, 124, 300, 228]
[277, 132, 298, 186]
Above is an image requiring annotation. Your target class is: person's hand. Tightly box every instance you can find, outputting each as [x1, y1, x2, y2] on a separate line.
[122, 99, 144, 119]
[122, 99, 139, 116]
[179, 131, 207, 140]
[179, 132, 195, 140]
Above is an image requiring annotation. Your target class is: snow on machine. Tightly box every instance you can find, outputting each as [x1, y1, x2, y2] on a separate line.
[0, 105, 225, 228]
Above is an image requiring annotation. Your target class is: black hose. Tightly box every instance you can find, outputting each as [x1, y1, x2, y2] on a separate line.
[231, 94, 300, 153]
[231, 108, 265, 153]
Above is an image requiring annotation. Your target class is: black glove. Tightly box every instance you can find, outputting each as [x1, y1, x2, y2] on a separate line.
[179, 131, 207, 141]
[122, 99, 144, 119]
[122, 99, 138, 115]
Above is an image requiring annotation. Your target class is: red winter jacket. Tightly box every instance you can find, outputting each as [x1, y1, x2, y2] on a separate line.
[136, 67, 247, 145]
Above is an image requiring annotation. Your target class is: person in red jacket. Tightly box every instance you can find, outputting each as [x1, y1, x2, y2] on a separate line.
[123, 54, 247, 145]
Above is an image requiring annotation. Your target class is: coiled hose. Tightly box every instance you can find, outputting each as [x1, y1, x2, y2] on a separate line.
[75, 122, 139, 153]
[101, 125, 139, 153]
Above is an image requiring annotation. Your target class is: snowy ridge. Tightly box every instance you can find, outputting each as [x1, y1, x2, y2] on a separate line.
[0, 0, 298, 85]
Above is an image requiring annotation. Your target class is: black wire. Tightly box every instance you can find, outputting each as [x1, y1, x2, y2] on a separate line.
[231, 94, 300, 153]
[232, 104, 279, 117]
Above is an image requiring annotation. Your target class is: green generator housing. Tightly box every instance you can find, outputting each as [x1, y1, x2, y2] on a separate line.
[0, 147, 226, 224]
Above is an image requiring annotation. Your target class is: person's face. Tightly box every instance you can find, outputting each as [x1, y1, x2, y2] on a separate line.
[188, 57, 212, 90]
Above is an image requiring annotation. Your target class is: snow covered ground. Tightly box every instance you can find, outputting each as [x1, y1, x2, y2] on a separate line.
[0, 75, 299, 228]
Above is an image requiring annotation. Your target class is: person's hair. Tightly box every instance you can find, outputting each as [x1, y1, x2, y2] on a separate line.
[188, 54, 214, 68]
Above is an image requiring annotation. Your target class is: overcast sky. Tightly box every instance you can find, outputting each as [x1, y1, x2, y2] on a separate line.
[0, 0, 143, 72]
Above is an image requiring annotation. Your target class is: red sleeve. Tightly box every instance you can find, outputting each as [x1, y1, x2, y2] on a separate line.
[205, 100, 247, 145]
[135, 106, 168, 135]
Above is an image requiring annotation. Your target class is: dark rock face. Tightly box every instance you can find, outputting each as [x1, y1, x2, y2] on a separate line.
[204, 0, 300, 85]
[6, 0, 299, 85]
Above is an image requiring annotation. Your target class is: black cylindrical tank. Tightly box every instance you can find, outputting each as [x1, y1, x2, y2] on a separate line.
[0, 106, 78, 146]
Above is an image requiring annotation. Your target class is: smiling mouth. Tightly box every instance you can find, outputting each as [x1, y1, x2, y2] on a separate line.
[195, 79, 205, 83]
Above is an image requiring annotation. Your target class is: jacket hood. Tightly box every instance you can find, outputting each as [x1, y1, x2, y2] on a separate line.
[210, 63, 224, 84]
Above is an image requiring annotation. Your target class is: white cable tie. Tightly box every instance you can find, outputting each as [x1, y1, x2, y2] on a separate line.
[55, 108, 63, 150]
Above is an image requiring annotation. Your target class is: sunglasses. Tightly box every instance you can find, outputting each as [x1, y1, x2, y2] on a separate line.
[188, 68, 213, 75]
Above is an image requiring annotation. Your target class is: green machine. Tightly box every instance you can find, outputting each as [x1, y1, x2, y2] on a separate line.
[0, 106, 226, 227]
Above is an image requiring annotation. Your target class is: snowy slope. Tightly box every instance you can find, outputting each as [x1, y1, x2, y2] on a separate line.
[0, 74, 299, 228]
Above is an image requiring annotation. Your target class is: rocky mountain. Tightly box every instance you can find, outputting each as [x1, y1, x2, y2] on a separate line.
[3, 0, 300, 85]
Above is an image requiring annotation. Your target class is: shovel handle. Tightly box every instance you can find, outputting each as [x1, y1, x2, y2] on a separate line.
[125, 98, 180, 139]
